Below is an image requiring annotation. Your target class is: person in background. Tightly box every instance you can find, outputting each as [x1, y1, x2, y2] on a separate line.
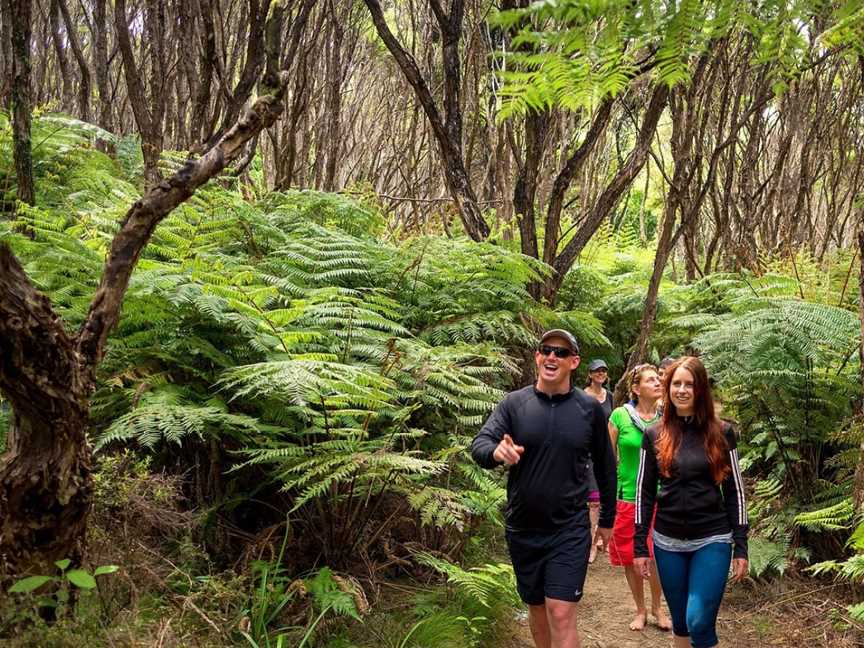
[471, 330, 617, 648]
[634, 356, 748, 648]
[657, 356, 676, 413]
[607, 364, 672, 632]
[658, 357, 676, 381]
[584, 358, 613, 562]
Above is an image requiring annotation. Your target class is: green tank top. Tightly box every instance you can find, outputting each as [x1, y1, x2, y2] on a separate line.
[610, 405, 660, 502]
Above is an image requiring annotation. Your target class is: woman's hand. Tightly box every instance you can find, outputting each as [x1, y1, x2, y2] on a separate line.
[730, 558, 749, 582]
[633, 557, 651, 579]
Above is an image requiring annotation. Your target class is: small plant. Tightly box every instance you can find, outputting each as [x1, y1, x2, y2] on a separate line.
[238, 520, 297, 648]
[297, 567, 363, 648]
[807, 519, 864, 623]
[5, 559, 118, 625]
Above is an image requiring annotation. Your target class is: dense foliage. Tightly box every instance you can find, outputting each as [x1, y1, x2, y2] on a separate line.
[2, 114, 864, 643]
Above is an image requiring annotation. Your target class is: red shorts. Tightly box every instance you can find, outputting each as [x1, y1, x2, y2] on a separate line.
[607, 500, 654, 566]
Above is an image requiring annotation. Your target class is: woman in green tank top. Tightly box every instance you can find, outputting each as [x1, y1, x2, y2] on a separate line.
[607, 364, 672, 632]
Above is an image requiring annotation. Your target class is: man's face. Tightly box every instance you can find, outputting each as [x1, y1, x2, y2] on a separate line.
[535, 336, 580, 386]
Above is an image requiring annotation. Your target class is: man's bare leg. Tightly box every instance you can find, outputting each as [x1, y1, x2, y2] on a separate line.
[545, 597, 581, 648]
[528, 604, 551, 648]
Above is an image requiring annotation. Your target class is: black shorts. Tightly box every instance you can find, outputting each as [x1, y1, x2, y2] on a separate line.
[506, 520, 591, 605]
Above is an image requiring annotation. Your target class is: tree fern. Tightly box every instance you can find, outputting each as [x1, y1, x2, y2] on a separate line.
[795, 499, 855, 532]
[749, 535, 793, 577]
[492, 0, 861, 117]
[412, 552, 520, 609]
[96, 401, 261, 450]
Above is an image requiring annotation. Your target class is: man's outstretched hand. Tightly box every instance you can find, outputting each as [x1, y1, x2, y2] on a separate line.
[493, 434, 525, 465]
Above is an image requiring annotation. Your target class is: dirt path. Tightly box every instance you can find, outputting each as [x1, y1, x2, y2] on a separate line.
[507, 556, 676, 648]
[505, 553, 864, 648]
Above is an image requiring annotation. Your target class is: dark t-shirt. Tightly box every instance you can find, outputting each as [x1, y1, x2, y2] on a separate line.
[471, 386, 617, 531]
[586, 388, 613, 492]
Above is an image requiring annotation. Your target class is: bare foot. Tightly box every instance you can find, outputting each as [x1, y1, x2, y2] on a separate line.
[588, 547, 597, 563]
[629, 610, 647, 631]
[652, 608, 672, 631]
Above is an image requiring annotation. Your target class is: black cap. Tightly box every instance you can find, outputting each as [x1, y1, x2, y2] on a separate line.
[539, 329, 579, 354]
[588, 359, 608, 371]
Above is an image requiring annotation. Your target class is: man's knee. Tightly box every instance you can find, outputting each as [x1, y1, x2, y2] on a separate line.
[545, 599, 578, 631]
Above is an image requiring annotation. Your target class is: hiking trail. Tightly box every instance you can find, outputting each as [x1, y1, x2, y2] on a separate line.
[504, 552, 856, 647]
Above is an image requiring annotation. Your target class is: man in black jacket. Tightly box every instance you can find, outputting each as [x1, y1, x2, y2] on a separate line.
[471, 330, 617, 648]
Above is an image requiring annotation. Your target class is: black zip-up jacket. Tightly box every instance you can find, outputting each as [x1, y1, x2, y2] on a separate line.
[635, 421, 748, 559]
[471, 386, 617, 532]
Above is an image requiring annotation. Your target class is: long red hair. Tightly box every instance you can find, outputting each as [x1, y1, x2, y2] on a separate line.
[656, 356, 730, 484]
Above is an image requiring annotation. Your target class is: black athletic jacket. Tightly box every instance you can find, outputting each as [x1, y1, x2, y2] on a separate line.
[471, 386, 617, 532]
[634, 421, 749, 559]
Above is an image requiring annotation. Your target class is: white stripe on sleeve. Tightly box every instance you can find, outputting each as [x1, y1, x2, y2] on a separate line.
[635, 448, 646, 525]
[730, 448, 747, 525]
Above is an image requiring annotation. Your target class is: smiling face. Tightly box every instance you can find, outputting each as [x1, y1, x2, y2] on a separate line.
[669, 366, 696, 416]
[534, 336, 580, 394]
[632, 367, 662, 404]
[589, 367, 607, 386]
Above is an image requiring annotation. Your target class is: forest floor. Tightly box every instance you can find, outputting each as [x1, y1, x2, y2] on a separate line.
[503, 554, 864, 648]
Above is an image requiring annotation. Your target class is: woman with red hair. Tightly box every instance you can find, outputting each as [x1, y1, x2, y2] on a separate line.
[634, 357, 749, 648]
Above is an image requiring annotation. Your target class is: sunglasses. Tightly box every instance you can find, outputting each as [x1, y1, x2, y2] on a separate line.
[538, 345, 573, 359]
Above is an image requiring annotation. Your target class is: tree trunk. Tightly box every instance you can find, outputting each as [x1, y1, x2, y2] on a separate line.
[91, 0, 112, 133]
[363, 0, 490, 241]
[191, 0, 217, 146]
[204, 0, 272, 149]
[0, 246, 91, 577]
[0, 410, 92, 577]
[9, 0, 35, 207]
[852, 224, 864, 512]
[513, 112, 546, 263]
[323, 14, 344, 192]
[115, 0, 165, 189]
[49, 0, 72, 111]
[57, 0, 91, 122]
[547, 83, 669, 301]
[0, 7, 292, 577]
[632, 201, 678, 355]
[0, 5, 13, 108]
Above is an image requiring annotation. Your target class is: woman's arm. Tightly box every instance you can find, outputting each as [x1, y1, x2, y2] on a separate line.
[634, 429, 659, 559]
[607, 420, 619, 461]
[721, 425, 749, 560]
[590, 406, 618, 531]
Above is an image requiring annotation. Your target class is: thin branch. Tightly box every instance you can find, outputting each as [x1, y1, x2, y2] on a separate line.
[75, 9, 293, 371]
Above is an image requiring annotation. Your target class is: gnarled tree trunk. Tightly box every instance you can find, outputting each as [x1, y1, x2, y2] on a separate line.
[0, 247, 91, 575]
[0, 5, 292, 578]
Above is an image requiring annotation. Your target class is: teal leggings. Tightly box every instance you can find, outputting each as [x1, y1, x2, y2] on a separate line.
[653, 542, 732, 648]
